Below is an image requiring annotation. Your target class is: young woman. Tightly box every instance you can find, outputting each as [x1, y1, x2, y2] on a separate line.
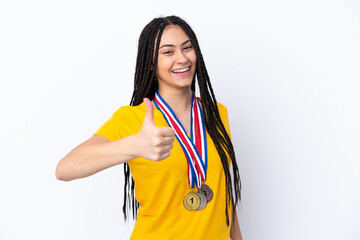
[56, 16, 242, 240]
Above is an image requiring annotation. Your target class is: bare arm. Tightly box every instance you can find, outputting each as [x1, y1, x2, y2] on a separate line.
[55, 98, 175, 181]
[55, 134, 138, 181]
[230, 209, 243, 240]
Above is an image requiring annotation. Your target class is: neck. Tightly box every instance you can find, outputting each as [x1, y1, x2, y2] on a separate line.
[158, 86, 193, 113]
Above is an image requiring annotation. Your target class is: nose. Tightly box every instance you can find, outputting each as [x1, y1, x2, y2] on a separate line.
[175, 50, 188, 64]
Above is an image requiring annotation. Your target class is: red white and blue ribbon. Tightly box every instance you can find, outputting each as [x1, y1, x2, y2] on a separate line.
[153, 90, 208, 188]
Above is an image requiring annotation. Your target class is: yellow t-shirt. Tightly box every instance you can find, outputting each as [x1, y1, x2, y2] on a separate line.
[94, 100, 232, 240]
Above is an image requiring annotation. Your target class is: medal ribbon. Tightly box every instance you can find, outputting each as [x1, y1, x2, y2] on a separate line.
[153, 90, 208, 188]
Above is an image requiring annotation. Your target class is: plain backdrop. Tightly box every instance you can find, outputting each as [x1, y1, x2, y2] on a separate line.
[0, 0, 359, 239]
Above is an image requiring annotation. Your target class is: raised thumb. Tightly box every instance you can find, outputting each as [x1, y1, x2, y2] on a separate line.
[143, 98, 155, 126]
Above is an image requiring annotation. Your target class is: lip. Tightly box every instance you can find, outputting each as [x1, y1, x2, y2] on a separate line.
[171, 66, 191, 77]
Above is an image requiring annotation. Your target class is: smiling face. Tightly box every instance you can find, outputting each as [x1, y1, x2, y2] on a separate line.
[155, 25, 196, 92]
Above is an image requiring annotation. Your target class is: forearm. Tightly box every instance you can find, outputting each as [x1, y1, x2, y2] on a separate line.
[230, 209, 243, 240]
[56, 134, 138, 181]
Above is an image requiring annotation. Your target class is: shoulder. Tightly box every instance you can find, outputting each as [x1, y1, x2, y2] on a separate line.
[196, 97, 228, 114]
[215, 101, 232, 137]
[215, 101, 229, 119]
[111, 102, 146, 120]
[94, 103, 146, 140]
[216, 101, 228, 112]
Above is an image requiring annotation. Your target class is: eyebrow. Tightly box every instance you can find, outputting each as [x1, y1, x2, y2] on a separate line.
[159, 40, 191, 49]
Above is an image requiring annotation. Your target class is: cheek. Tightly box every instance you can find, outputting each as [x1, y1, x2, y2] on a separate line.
[157, 59, 170, 73]
[157, 64, 165, 74]
[191, 55, 197, 72]
[156, 62, 168, 78]
[190, 53, 197, 64]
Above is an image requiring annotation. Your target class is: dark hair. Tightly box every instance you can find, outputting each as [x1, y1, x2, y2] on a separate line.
[123, 15, 241, 226]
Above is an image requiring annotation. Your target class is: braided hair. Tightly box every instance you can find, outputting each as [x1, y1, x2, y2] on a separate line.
[123, 15, 241, 226]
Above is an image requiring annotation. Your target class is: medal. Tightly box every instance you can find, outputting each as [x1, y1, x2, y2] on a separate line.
[197, 184, 213, 203]
[196, 191, 207, 210]
[154, 91, 211, 211]
[183, 192, 201, 210]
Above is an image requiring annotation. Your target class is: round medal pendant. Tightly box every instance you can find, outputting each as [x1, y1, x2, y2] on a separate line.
[183, 192, 201, 210]
[196, 192, 207, 210]
[198, 184, 213, 202]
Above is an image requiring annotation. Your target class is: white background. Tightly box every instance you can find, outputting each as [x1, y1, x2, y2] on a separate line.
[1, 0, 359, 239]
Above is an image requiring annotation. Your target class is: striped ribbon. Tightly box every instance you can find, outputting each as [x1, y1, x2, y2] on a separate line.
[153, 90, 207, 188]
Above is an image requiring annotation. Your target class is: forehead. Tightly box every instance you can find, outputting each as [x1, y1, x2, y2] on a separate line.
[160, 25, 190, 45]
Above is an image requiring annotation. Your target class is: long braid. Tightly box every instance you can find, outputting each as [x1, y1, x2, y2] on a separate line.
[123, 16, 241, 227]
[124, 18, 169, 220]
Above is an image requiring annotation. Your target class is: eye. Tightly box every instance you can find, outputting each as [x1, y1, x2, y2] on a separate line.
[184, 45, 193, 51]
[162, 50, 173, 55]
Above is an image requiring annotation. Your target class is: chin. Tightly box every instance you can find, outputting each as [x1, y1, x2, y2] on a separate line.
[175, 79, 193, 88]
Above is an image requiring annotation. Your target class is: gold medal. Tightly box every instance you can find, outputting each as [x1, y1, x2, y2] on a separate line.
[183, 192, 201, 210]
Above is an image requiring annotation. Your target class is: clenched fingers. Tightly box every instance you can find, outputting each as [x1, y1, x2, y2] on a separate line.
[162, 136, 175, 145]
[160, 127, 175, 137]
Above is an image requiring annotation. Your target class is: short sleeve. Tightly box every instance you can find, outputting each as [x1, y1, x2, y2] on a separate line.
[217, 102, 232, 140]
[93, 106, 130, 141]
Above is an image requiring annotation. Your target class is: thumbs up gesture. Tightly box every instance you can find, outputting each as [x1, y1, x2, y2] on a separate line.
[135, 98, 175, 161]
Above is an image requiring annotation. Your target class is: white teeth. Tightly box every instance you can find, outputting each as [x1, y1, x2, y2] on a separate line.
[172, 67, 190, 73]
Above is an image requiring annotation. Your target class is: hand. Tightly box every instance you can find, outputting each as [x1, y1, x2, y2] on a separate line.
[134, 98, 175, 161]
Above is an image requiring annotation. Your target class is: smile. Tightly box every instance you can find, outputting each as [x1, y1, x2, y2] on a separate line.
[171, 67, 190, 73]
